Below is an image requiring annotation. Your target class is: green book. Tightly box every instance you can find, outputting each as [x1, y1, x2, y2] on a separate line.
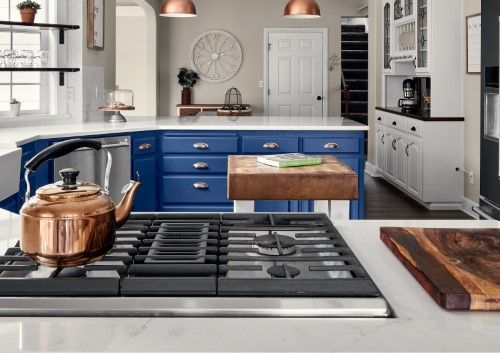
[256, 153, 323, 168]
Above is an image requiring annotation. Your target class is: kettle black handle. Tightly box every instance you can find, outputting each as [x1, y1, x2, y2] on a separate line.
[25, 139, 102, 172]
[398, 98, 404, 107]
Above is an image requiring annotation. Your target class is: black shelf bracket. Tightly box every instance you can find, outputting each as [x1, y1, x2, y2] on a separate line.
[59, 30, 64, 44]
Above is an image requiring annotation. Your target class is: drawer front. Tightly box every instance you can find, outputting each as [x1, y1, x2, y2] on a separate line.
[163, 176, 229, 203]
[179, 108, 201, 117]
[163, 156, 228, 174]
[163, 136, 238, 154]
[303, 138, 360, 154]
[242, 137, 299, 154]
[384, 115, 407, 132]
[406, 119, 423, 137]
[132, 136, 157, 156]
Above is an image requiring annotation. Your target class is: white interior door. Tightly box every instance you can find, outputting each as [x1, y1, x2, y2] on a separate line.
[267, 31, 325, 120]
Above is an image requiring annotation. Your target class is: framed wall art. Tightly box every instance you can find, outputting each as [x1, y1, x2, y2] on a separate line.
[466, 13, 481, 74]
[88, 0, 104, 49]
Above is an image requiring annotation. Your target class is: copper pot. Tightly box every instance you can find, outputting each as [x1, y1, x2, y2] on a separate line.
[20, 139, 141, 268]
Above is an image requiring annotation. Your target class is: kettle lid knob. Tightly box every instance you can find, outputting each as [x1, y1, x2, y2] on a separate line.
[59, 168, 80, 186]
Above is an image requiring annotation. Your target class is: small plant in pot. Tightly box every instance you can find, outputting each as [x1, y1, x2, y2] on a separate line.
[17, 0, 41, 23]
[177, 67, 199, 105]
[10, 98, 21, 116]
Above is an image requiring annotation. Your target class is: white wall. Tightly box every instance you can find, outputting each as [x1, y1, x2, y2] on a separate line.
[157, 0, 366, 115]
[116, 6, 147, 116]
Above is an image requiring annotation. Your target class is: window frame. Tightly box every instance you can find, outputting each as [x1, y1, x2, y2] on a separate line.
[0, 0, 54, 117]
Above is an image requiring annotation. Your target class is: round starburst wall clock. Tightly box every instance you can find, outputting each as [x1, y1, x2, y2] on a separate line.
[190, 30, 243, 83]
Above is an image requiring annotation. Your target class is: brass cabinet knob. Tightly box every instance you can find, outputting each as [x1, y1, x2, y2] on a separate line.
[193, 142, 209, 149]
[193, 182, 209, 189]
[138, 143, 152, 150]
[193, 162, 209, 169]
[263, 142, 279, 149]
[323, 143, 340, 149]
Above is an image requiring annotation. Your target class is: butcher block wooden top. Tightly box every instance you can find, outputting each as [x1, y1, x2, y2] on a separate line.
[227, 155, 358, 200]
[380, 227, 500, 311]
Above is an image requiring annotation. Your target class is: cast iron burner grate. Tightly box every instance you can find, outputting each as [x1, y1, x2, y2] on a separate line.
[0, 213, 382, 299]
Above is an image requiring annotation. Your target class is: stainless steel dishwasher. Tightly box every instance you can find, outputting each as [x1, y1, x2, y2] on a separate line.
[53, 136, 131, 204]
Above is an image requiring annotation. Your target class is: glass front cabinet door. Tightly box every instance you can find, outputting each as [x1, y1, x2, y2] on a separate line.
[416, 0, 430, 73]
[383, 2, 393, 73]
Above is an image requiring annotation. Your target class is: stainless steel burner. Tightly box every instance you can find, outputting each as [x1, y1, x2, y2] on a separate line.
[254, 233, 296, 255]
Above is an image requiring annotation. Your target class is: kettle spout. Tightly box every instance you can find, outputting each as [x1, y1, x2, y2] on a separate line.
[115, 181, 141, 228]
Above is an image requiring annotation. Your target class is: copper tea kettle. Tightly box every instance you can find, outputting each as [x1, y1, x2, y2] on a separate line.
[20, 139, 141, 268]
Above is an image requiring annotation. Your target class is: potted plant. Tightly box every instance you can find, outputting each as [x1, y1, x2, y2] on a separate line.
[17, 0, 41, 23]
[177, 67, 199, 105]
[10, 98, 21, 116]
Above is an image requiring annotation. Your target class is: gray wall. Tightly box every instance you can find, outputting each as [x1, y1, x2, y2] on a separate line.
[82, 0, 117, 90]
[463, 0, 481, 203]
[157, 0, 366, 115]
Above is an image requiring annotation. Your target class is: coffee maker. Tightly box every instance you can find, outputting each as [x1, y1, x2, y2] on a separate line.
[398, 78, 418, 112]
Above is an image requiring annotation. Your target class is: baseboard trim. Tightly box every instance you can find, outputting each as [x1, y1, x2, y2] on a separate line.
[461, 197, 479, 219]
[365, 162, 380, 177]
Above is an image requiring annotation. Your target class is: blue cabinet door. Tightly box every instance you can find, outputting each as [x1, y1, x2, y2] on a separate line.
[132, 155, 157, 211]
[131, 132, 158, 212]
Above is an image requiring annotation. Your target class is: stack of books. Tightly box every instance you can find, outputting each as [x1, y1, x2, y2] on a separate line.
[257, 153, 323, 168]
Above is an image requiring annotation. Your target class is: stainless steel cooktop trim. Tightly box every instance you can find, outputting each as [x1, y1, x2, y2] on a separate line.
[0, 297, 391, 318]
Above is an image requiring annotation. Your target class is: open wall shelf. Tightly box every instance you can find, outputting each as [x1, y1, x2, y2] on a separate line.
[0, 68, 80, 72]
[0, 21, 79, 31]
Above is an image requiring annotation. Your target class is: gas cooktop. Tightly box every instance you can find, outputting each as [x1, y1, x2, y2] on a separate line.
[0, 213, 390, 318]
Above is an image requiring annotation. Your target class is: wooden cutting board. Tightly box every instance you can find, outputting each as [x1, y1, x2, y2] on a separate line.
[380, 227, 500, 310]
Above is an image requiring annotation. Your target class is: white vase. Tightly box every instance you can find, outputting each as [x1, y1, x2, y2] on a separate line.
[10, 103, 21, 117]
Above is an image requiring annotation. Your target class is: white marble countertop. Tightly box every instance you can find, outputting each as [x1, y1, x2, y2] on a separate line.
[0, 116, 368, 148]
[0, 210, 499, 352]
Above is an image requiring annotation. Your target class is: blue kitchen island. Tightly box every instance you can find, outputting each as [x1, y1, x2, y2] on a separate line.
[0, 115, 367, 219]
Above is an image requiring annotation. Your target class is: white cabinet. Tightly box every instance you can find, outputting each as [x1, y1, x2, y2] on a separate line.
[375, 122, 386, 174]
[381, 0, 463, 118]
[384, 127, 397, 182]
[394, 129, 408, 189]
[374, 108, 463, 209]
[406, 135, 422, 199]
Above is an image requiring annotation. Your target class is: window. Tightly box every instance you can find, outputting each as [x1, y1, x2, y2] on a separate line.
[0, 0, 49, 116]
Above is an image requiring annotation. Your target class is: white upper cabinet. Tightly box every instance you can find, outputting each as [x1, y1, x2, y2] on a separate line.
[415, 0, 429, 73]
[381, 0, 463, 117]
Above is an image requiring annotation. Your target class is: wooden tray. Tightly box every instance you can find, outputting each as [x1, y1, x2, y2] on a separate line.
[380, 227, 500, 310]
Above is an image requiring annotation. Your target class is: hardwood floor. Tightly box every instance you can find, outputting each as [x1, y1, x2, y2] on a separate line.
[364, 174, 472, 220]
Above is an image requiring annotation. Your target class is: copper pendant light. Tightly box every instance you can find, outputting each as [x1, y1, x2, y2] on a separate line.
[284, 0, 321, 19]
[159, 0, 197, 17]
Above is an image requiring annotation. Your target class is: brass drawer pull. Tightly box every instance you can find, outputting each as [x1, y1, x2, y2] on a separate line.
[193, 162, 209, 169]
[263, 142, 279, 149]
[323, 143, 340, 149]
[193, 182, 209, 189]
[193, 142, 209, 149]
[138, 143, 152, 150]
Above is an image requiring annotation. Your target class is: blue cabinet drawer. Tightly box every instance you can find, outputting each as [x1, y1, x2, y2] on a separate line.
[163, 136, 238, 154]
[163, 176, 229, 203]
[132, 136, 157, 156]
[242, 137, 299, 154]
[163, 156, 228, 174]
[303, 138, 360, 154]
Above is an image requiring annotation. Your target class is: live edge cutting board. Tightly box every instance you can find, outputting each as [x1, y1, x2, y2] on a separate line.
[380, 227, 500, 310]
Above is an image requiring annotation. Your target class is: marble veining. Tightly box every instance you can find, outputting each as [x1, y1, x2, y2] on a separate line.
[0, 210, 499, 352]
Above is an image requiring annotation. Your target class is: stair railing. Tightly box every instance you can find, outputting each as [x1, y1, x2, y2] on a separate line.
[341, 70, 350, 119]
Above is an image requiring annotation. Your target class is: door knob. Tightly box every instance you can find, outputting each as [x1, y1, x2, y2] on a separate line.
[317, 96, 322, 101]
